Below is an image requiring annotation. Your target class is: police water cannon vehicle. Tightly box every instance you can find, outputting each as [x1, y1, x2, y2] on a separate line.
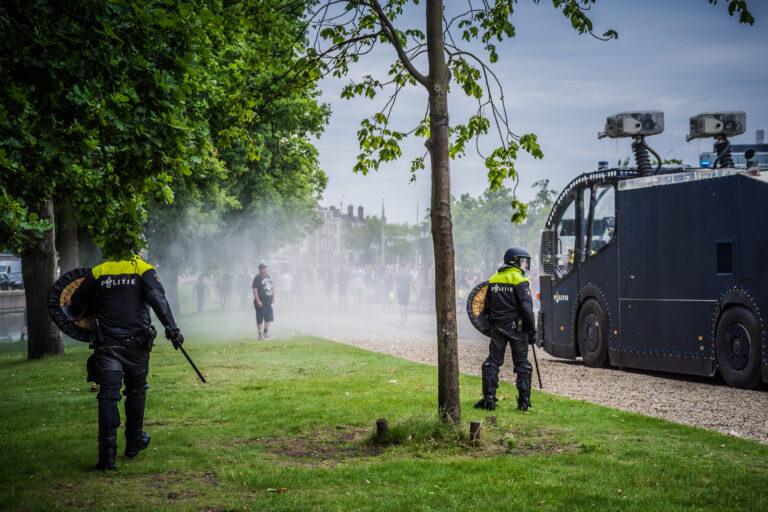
[537, 111, 768, 389]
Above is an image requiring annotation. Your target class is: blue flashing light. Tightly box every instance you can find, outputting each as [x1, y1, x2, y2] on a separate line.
[701, 160, 712, 167]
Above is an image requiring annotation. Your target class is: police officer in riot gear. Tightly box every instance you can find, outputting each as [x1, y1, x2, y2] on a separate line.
[70, 242, 183, 470]
[474, 247, 537, 412]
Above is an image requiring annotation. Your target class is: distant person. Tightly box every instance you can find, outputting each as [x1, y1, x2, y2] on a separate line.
[69, 244, 184, 470]
[237, 269, 252, 309]
[337, 265, 349, 310]
[350, 267, 365, 308]
[252, 263, 275, 340]
[395, 264, 415, 323]
[323, 267, 335, 308]
[474, 247, 536, 412]
[382, 265, 395, 310]
[219, 273, 234, 310]
[279, 269, 294, 306]
[192, 275, 209, 313]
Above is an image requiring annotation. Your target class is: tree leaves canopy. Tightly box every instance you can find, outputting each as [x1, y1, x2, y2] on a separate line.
[1, 0, 328, 261]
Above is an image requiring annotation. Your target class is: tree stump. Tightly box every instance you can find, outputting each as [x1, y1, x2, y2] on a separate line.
[376, 418, 388, 438]
[469, 421, 481, 443]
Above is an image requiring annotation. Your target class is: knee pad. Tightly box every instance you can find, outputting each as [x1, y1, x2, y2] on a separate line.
[123, 383, 149, 398]
[481, 361, 499, 377]
[96, 370, 123, 400]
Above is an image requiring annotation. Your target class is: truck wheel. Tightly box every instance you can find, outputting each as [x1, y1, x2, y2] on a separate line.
[577, 298, 609, 368]
[715, 306, 762, 389]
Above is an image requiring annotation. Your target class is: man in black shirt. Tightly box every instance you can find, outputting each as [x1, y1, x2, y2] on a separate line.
[70, 250, 184, 470]
[252, 262, 275, 340]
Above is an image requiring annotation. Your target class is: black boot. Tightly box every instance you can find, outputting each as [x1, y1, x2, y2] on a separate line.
[124, 385, 150, 457]
[125, 431, 151, 457]
[474, 396, 496, 410]
[96, 396, 121, 470]
[96, 435, 117, 470]
[474, 362, 498, 410]
[517, 373, 532, 411]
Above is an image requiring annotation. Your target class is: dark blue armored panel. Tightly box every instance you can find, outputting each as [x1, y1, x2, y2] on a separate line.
[577, 243, 619, 362]
[539, 275, 554, 351]
[617, 299, 715, 376]
[548, 271, 579, 359]
[737, 174, 768, 382]
[616, 173, 750, 376]
[738, 175, 768, 282]
[619, 175, 741, 300]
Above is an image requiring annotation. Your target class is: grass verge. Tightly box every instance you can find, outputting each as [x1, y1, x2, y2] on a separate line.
[0, 332, 766, 511]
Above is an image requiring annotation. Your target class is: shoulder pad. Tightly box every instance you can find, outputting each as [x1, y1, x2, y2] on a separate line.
[489, 267, 529, 285]
[91, 257, 155, 278]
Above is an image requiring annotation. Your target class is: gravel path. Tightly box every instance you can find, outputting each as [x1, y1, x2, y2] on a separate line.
[280, 305, 768, 444]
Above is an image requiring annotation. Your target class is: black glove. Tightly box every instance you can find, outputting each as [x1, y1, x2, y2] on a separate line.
[165, 327, 184, 350]
[528, 331, 537, 346]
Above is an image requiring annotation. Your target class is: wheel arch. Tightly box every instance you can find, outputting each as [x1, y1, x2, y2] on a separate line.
[572, 283, 614, 358]
[711, 286, 767, 383]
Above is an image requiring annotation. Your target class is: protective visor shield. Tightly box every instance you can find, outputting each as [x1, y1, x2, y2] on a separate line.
[466, 281, 491, 336]
[47, 268, 93, 342]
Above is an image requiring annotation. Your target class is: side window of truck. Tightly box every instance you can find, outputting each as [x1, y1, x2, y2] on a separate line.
[556, 200, 577, 273]
[589, 185, 615, 254]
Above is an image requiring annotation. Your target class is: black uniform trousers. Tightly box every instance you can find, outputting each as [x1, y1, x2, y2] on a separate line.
[482, 324, 532, 397]
[93, 344, 150, 439]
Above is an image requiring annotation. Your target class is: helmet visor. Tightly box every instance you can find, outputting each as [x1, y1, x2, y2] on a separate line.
[518, 257, 531, 271]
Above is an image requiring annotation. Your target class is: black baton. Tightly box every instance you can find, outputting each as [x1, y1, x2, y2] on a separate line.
[179, 346, 206, 383]
[531, 344, 542, 389]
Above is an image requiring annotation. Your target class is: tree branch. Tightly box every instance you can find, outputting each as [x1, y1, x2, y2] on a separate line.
[369, 0, 429, 87]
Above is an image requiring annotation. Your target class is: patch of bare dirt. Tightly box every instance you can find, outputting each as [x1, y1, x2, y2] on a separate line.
[468, 425, 581, 457]
[257, 426, 381, 466]
[48, 470, 219, 510]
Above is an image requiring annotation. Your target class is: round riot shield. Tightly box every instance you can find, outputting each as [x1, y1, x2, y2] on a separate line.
[466, 281, 490, 336]
[48, 268, 93, 342]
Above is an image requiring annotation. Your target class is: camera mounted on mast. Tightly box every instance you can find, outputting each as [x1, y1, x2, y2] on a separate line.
[686, 111, 746, 168]
[598, 111, 664, 177]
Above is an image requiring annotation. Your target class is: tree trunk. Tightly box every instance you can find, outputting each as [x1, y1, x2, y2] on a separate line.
[22, 198, 63, 359]
[58, 202, 79, 272]
[426, 0, 461, 424]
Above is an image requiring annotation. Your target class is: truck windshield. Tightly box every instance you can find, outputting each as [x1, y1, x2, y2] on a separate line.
[588, 185, 615, 254]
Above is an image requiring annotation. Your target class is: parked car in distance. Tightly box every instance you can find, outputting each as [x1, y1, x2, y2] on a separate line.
[0, 272, 23, 290]
[7, 272, 23, 290]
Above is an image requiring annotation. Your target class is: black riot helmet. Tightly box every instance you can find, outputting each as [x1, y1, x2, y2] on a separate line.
[504, 247, 531, 271]
[132, 233, 148, 259]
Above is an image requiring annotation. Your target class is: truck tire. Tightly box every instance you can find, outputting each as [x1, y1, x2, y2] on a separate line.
[577, 298, 609, 368]
[715, 306, 762, 389]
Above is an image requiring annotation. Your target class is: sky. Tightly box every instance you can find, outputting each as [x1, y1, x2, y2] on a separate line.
[311, 0, 768, 224]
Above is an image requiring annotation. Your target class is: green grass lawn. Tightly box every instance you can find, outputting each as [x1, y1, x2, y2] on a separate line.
[0, 329, 766, 511]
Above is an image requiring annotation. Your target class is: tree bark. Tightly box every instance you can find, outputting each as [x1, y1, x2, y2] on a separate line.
[426, 0, 461, 424]
[22, 198, 63, 359]
[58, 202, 79, 272]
